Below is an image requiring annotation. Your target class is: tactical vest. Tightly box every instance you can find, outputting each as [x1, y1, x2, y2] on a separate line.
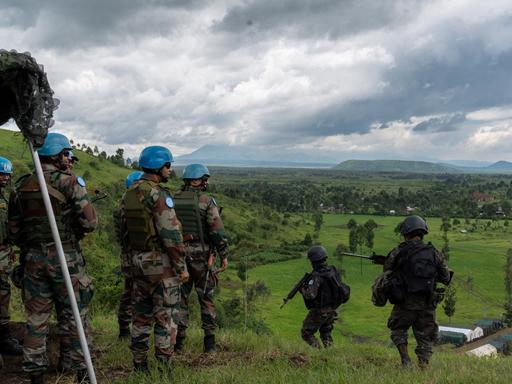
[0, 195, 7, 245]
[173, 189, 208, 247]
[17, 173, 73, 245]
[399, 243, 438, 296]
[123, 181, 159, 252]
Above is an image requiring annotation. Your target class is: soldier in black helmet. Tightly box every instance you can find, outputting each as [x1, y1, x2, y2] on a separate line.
[299, 245, 349, 348]
[383, 215, 452, 368]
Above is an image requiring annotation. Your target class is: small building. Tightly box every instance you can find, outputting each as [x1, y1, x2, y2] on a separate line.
[466, 344, 498, 358]
[472, 192, 495, 202]
[389, 210, 396, 215]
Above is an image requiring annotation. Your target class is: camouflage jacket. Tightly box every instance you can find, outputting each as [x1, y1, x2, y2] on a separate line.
[181, 186, 229, 260]
[0, 189, 14, 271]
[8, 163, 97, 248]
[121, 174, 186, 276]
[384, 239, 451, 310]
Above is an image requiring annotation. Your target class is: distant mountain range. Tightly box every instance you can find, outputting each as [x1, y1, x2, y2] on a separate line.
[175, 144, 338, 168]
[334, 160, 512, 173]
[174, 144, 512, 173]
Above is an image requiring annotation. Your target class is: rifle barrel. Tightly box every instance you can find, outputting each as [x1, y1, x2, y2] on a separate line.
[340, 252, 373, 259]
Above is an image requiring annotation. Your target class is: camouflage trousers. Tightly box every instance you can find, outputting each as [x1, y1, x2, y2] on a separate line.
[177, 260, 216, 337]
[55, 271, 94, 371]
[131, 275, 180, 364]
[0, 271, 11, 327]
[301, 308, 337, 348]
[22, 248, 92, 373]
[387, 306, 438, 362]
[118, 274, 134, 331]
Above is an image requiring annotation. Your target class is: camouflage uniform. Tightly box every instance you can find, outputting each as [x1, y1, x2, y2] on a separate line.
[120, 173, 185, 365]
[384, 240, 451, 363]
[0, 191, 14, 330]
[175, 186, 228, 341]
[8, 163, 97, 374]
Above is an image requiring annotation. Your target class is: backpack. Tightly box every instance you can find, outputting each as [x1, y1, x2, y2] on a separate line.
[327, 266, 350, 307]
[402, 243, 438, 295]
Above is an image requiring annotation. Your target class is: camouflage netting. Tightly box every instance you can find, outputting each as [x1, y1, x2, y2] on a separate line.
[0, 49, 59, 148]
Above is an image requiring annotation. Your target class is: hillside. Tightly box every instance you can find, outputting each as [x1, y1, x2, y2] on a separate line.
[334, 159, 460, 173]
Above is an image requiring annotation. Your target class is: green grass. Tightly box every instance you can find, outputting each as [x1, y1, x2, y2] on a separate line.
[84, 316, 512, 384]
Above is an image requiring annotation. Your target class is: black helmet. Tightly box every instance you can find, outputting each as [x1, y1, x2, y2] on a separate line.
[400, 215, 428, 235]
[307, 246, 327, 262]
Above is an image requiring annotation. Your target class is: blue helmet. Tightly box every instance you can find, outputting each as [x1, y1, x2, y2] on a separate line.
[0, 156, 13, 174]
[37, 132, 72, 156]
[125, 171, 143, 189]
[138, 146, 173, 170]
[182, 163, 210, 180]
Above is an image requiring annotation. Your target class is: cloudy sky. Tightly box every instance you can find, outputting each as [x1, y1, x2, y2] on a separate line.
[2, 0, 512, 162]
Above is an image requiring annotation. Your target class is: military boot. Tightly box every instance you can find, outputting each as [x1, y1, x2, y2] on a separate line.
[418, 358, 429, 369]
[320, 334, 333, 348]
[302, 334, 321, 348]
[133, 361, 149, 373]
[118, 326, 131, 340]
[174, 335, 185, 354]
[0, 324, 23, 355]
[203, 334, 216, 353]
[57, 342, 72, 373]
[397, 344, 413, 368]
[76, 369, 90, 383]
[30, 373, 44, 384]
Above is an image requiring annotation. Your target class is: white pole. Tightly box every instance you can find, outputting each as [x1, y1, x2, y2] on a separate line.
[28, 142, 97, 384]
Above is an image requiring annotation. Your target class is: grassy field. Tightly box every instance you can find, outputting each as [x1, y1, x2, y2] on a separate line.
[60, 318, 512, 383]
[245, 214, 511, 341]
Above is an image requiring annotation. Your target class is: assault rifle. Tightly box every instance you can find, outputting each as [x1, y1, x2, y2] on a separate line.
[339, 252, 387, 265]
[91, 189, 108, 203]
[280, 272, 312, 309]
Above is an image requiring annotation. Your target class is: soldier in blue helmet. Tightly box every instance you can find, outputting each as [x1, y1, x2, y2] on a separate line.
[173, 163, 229, 353]
[0, 156, 23, 358]
[119, 146, 187, 373]
[114, 171, 143, 339]
[8, 133, 97, 384]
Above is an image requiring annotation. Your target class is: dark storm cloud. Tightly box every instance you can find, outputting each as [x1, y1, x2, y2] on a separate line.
[1, 0, 207, 49]
[214, 0, 421, 40]
[252, 26, 512, 143]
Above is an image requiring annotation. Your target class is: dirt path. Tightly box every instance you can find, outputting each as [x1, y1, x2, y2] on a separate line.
[456, 327, 512, 353]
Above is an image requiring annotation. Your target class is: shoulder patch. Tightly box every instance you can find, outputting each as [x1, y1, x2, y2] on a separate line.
[165, 196, 174, 208]
[77, 176, 86, 187]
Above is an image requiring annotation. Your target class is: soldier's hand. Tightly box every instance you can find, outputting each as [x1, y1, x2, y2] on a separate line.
[178, 271, 190, 283]
[221, 258, 228, 270]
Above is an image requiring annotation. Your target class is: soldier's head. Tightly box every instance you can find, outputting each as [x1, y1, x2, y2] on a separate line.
[0, 156, 13, 188]
[182, 163, 210, 191]
[138, 146, 174, 182]
[36, 132, 73, 169]
[307, 245, 328, 266]
[400, 215, 428, 240]
[125, 171, 143, 189]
